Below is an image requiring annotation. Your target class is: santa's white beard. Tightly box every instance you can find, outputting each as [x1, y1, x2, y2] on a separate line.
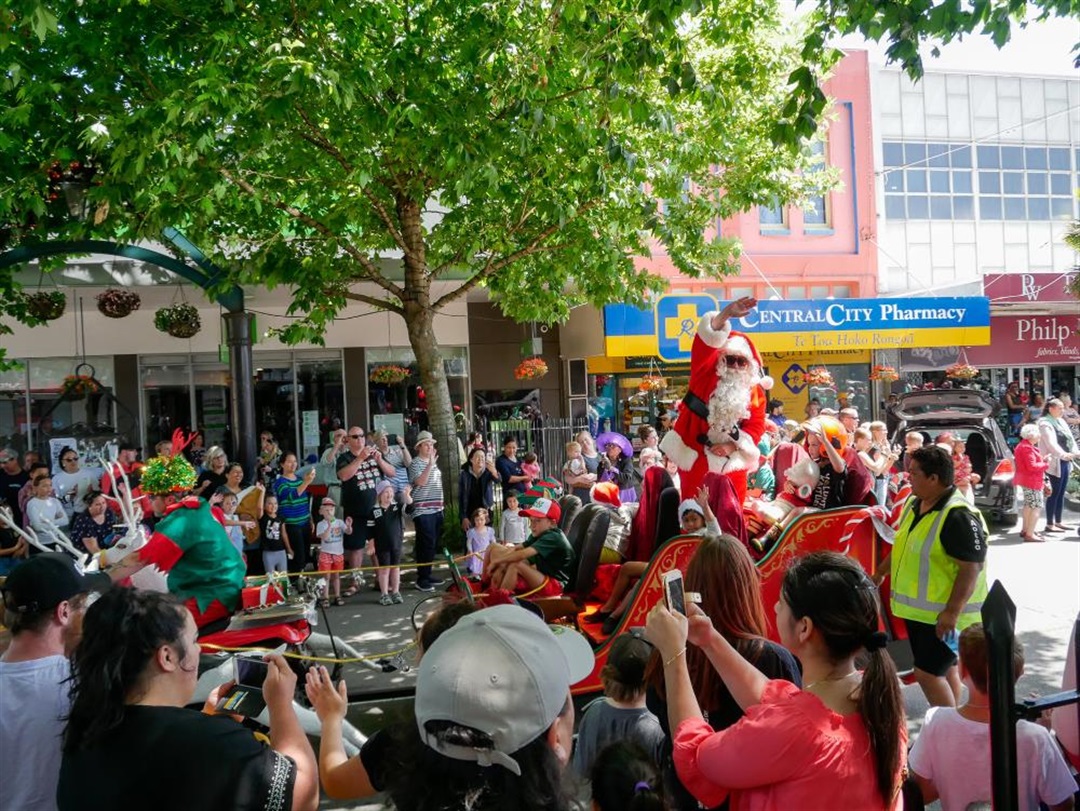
[707, 364, 753, 445]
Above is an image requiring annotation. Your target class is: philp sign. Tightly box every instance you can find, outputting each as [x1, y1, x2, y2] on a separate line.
[900, 314, 1080, 369]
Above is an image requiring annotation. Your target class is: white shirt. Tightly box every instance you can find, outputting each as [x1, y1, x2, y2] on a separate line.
[0, 655, 71, 811]
[26, 497, 69, 547]
[909, 705, 1076, 811]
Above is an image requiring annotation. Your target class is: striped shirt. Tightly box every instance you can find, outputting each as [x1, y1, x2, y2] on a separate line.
[272, 475, 311, 525]
[408, 458, 444, 517]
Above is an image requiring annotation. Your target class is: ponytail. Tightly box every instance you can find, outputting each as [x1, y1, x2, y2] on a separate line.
[782, 552, 906, 807]
[857, 642, 904, 805]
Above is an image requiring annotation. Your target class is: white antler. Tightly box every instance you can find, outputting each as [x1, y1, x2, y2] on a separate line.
[0, 509, 60, 560]
[38, 517, 91, 564]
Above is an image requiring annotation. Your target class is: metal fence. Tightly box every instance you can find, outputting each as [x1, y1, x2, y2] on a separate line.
[478, 416, 591, 485]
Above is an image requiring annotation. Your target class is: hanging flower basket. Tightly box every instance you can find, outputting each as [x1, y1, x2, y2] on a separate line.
[369, 364, 411, 385]
[945, 363, 980, 381]
[154, 303, 201, 338]
[514, 357, 548, 381]
[805, 367, 834, 387]
[638, 373, 666, 393]
[869, 365, 899, 383]
[60, 374, 100, 400]
[26, 291, 66, 321]
[96, 288, 141, 318]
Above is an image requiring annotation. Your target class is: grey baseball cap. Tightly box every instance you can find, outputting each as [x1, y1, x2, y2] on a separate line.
[414, 604, 593, 775]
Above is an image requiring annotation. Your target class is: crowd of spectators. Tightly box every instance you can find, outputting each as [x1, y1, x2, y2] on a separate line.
[0, 395, 1077, 810]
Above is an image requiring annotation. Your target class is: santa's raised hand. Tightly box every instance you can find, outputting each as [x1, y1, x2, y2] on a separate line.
[712, 296, 758, 330]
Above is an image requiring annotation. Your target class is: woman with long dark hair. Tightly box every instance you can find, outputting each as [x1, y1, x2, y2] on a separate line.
[646, 550, 906, 810]
[590, 741, 668, 811]
[58, 588, 318, 811]
[459, 446, 499, 531]
[644, 534, 800, 811]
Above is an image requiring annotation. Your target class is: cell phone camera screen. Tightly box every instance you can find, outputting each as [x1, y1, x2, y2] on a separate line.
[665, 576, 686, 616]
[235, 657, 270, 689]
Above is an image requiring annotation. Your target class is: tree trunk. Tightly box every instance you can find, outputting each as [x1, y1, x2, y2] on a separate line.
[403, 299, 460, 502]
[397, 193, 460, 507]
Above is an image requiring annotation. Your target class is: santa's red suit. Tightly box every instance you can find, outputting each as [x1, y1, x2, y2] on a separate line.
[659, 314, 771, 505]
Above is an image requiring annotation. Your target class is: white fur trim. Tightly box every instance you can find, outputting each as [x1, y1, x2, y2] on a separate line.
[697, 312, 731, 350]
[759, 376, 774, 391]
[659, 428, 699, 472]
[724, 335, 753, 360]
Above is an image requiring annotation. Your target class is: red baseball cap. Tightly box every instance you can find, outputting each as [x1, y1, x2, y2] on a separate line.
[519, 497, 561, 522]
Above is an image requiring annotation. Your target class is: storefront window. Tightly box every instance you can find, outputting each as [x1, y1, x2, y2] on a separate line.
[368, 347, 469, 437]
[297, 358, 345, 461]
[140, 351, 344, 463]
[31, 357, 116, 447]
[0, 366, 29, 456]
[142, 358, 192, 450]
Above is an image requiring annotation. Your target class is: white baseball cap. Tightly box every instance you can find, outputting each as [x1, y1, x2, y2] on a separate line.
[414, 604, 593, 775]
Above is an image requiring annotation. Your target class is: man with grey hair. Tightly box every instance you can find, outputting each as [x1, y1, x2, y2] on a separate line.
[0, 448, 29, 529]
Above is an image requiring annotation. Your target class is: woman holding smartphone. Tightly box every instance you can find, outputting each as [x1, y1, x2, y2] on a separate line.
[58, 588, 319, 811]
[646, 550, 906, 810]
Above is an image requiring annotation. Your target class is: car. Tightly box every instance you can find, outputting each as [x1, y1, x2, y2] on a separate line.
[888, 388, 1018, 525]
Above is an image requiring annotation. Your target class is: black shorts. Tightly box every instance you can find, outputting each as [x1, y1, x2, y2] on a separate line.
[342, 505, 372, 549]
[374, 535, 403, 566]
[904, 618, 958, 676]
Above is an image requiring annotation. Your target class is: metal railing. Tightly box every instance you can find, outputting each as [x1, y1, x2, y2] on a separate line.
[983, 580, 1079, 811]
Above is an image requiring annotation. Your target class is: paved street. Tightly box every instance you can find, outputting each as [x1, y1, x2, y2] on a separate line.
[315, 520, 1080, 809]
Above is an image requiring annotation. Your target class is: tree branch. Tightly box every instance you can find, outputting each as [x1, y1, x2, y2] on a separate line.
[220, 168, 405, 300]
[342, 289, 404, 316]
[431, 198, 599, 310]
[292, 110, 412, 256]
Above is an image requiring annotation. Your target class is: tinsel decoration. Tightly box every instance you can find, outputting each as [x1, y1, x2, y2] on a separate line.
[140, 429, 198, 495]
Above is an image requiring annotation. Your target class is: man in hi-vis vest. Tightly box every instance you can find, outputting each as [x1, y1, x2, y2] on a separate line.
[874, 445, 988, 707]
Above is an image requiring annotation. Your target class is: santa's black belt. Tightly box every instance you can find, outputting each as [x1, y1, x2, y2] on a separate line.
[681, 391, 740, 449]
[682, 391, 710, 421]
[683, 392, 714, 448]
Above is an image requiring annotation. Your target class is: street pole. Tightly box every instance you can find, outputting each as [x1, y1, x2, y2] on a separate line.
[224, 310, 257, 485]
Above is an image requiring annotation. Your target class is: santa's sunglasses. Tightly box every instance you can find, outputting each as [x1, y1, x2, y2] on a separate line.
[723, 355, 750, 369]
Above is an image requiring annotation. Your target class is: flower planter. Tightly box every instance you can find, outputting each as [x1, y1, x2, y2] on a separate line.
[369, 365, 412, 385]
[154, 303, 201, 338]
[96, 288, 141, 318]
[514, 357, 548, 381]
[26, 291, 66, 321]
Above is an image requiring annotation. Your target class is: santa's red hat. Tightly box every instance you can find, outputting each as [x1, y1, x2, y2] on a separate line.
[723, 331, 773, 391]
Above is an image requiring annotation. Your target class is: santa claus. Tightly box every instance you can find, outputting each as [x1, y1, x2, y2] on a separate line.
[659, 296, 771, 505]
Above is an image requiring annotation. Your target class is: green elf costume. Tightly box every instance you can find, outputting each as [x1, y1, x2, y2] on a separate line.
[134, 431, 246, 627]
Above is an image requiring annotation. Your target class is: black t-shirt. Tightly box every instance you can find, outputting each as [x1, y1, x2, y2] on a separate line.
[0, 468, 29, 526]
[57, 705, 296, 811]
[196, 470, 227, 497]
[358, 727, 395, 792]
[336, 451, 382, 515]
[368, 502, 404, 550]
[810, 463, 847, 510]
[259, 515, 287, 552]
[906, 488, 987, 563]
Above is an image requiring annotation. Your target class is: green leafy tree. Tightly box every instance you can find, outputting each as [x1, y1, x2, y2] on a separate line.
[2, 0, 834, 466]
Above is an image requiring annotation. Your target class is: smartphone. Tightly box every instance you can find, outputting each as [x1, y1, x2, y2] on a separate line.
[234, 655, 270, 689]
[216, 654, 271, 716]
[942, 630, 960, 655]
[662, 570, 686, 616]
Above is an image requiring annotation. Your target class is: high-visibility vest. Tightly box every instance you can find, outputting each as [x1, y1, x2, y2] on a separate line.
[890, 489, 988, 628]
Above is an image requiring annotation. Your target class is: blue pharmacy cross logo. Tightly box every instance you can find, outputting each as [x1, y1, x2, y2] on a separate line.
[782, 364, 807, 394]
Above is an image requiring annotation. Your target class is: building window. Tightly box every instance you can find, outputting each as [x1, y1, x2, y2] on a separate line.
[804, 141, 830, 228]
[883, 140, 1075, 222]
[758, 197, 787, 230]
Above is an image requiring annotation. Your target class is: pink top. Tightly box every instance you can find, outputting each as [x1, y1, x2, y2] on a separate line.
[673, 679, 904, 811]
[1013, 439, 1049, 490]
